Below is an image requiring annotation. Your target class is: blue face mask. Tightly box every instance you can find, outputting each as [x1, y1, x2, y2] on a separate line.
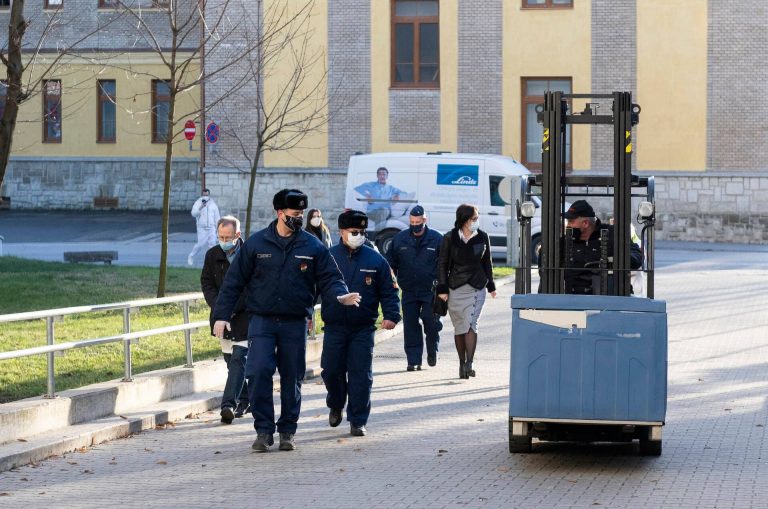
[219, 239, 236, 251]
[410, 223, 425, 234]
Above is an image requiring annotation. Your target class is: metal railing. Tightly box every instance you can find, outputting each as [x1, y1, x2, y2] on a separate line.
[0, 293, 208, 398]
[0, 293, 324, 399]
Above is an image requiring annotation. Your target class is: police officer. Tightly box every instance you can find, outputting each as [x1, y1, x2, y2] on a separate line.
[387, 205, 443, 371]
[321, 210, 401, 437]
[213, 189, 361, 453]
[563, 200, 643, 294]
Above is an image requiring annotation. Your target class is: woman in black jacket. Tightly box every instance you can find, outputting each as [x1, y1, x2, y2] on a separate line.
[436, 204, 496, 379]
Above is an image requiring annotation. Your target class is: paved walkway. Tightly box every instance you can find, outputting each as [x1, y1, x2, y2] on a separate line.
[1, 249, 767, 508]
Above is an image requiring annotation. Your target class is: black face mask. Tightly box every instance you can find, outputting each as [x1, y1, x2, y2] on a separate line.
[283, 215, 304, 232]
[410, 223, 425, 234]
[569, 227, 581, 239]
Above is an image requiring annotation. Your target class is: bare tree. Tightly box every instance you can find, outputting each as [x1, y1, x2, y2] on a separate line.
[207, 0, 347, 237]
[108, 0, 268, 296]
[0, 1, 125, 194]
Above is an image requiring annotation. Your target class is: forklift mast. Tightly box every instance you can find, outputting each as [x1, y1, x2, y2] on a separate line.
[535, 91, 643, 297]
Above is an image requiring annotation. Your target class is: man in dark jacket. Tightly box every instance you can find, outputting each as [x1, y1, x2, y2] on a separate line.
[213, 189, 361, 453]
[563, 200, 644, 294]
[321, 210, 401, 437]
[387, 205, 442, 371]
[201, 216, 249, 424]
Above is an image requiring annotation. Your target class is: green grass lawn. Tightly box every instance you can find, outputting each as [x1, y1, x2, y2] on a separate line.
[492, 266, 515, 279]
[0, 257, 218, 403]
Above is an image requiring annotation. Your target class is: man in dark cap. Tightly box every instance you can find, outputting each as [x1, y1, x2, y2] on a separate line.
[321, 210, 401, 437]
[387, 205, 443, 371]
[562, 199, 643, 295]
[213, 189, 361, 452]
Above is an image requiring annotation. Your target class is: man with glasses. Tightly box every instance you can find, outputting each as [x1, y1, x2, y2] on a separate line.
[213, 189, 361, 452]
[321, 210, 401, 437]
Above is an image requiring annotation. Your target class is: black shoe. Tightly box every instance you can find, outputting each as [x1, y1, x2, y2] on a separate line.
[278, 433, 296, 451]
[234, 401, 250, 418]
[251, 433, 274, 452]
[350, 424, 367, 437]
[220, 407, 235, 424]
[459, 362, 468, 379]
[427, 353, 437, 367]
[407, 364, 423, 371]
[329, 408, 343, 428]
[466, 361, 475, 377]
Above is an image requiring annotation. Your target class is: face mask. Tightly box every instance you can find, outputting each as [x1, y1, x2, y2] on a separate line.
[283, 214, 303, 232]
[310, 217, 322, 228]
[569, 227, 581, 239]
[219, 239, 236, 251]
[410, 223, 425, 234]
[469, 220, 480, 232]
[346, 232, 366, 248]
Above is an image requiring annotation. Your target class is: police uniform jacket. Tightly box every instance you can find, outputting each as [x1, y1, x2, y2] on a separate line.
[387, 226, 442, 294]
[201, 238, 249, 340]
[565, 220, 644, 295]
[322, 243, 401, 328]
[213, 220, 349, 322]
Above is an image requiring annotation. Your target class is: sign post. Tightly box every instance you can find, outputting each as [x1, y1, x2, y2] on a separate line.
[205, 121, 220, 144]
[184, 120, 196, 151]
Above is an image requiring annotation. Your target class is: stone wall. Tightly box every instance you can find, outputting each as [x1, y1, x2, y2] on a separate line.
[1, 157, 200, 210]
[203, 167, 348, 235]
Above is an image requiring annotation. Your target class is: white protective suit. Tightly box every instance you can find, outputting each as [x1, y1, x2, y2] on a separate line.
[188, 196, 221, 264]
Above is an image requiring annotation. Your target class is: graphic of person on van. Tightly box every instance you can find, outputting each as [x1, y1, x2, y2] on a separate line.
[354, 167, 405, 228]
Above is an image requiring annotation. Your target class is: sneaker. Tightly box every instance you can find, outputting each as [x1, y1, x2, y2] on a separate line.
[278, 433, 296, 451]
[251, 433, 274, 452]
[187, 256, 194, 266]
[427, 353, 437, 367]
[220, 407, 235, 424]
[350, 424, 367, 437]
[329, 408, 343, 428]
[407, 365, 422, 372]
[234, 401, 250, 418]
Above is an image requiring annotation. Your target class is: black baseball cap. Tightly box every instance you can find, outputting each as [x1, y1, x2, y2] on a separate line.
[563, 200, 595, 219]
[410, 205, 425, 217]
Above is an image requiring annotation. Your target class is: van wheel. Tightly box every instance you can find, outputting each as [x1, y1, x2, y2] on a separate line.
[531, 234, 541, 266]
[375, 229, 399, 257]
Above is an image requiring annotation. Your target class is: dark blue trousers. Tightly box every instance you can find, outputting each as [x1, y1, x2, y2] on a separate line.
[402, 291, 442, 366]
[321, 324, 376, 427]
[222, 345, 249, 410]
[245, 315, 307, 435]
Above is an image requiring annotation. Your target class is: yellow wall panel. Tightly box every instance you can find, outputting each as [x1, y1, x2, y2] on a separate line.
[10, 54, 200, 158]
[371, 0, 457, 152]
[503, 3, 591, 169]
[637, 0, 707, 171]
[263, 0, 329, 168]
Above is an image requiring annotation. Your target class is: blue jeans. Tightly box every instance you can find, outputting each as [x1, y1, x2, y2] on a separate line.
[245, 315, 307, 435]
[402, 291, 442, 365]
[321, 324, 376, 427]
[221, 345, 249, 410]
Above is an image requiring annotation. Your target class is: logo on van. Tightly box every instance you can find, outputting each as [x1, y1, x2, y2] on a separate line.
[436, 164, 479, 187]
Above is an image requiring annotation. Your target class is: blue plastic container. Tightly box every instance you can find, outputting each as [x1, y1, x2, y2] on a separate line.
[510, 294, 667, 423]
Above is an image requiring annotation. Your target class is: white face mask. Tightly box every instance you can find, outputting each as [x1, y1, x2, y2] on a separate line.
[469, 219, 480, 232]
[346, 232, 366, 248]
[310, 217, 322, 228]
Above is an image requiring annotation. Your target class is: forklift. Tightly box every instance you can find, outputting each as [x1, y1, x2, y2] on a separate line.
[509, 91, 667, 456]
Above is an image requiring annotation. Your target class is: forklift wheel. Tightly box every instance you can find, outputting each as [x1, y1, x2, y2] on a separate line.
[639, 438, 662, 456]
[509, 435, 533, 454]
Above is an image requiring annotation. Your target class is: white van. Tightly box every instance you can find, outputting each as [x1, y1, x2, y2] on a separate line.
[345, 152, 543, 258]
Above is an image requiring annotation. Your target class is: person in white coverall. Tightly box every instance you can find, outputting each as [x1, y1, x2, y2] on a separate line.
[188, 188, 221, 265]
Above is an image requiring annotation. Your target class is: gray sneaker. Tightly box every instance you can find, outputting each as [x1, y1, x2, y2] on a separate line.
[251, 433, 274, 452]
[278, 433, 296, 451]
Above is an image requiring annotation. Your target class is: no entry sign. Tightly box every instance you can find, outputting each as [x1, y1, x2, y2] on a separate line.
[205, 121, 220, 144]
[184, 120, 196, 141]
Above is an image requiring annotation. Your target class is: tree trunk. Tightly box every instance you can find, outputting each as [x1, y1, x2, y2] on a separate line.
[157, 91, 177, 297]
[244, 144, 263, 238]
[0, 0, 28, 192]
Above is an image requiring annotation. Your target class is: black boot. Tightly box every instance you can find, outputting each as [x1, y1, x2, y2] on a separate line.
[465, 361, 475, 377]
[459, 362, 467, 379]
